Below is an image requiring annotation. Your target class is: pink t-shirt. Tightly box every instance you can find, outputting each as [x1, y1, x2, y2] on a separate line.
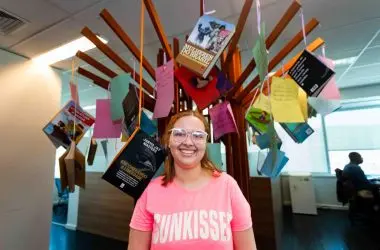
[130, 172, 252, 250]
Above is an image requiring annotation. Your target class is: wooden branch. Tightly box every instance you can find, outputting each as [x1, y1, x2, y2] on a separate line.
[224, 0, 254, 67]
[76, 51, 117, 78]
[144, 0, 173, 59]
[200, 0, 204, 16]
[100, 9, 156, 80]
[242, 37, 325, 108]
[81, 26, 154, 95]
[77, 67, 109, 89]
[227, 0, 301, 98]
[77, 67, 156, 112]
[173, 38, 180, 113]
[236, 18, 319, 102]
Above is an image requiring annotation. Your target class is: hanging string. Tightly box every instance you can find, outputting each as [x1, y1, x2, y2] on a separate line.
[281, 60, 285, 77]
[71, 58, 78, 143]
[137, 0, 145, 129]
[300, 8, 307, 48]
[322, 44, 326, 58]
[202, 0, 216, 15]
[256, 0, 262, 35]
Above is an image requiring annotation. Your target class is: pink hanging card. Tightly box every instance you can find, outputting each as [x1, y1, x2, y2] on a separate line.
[209, 101, 238, 140]
[318, 56, 341, 100]
[69, 82, 80, 105]
[93, 99, 122, 139]
[153, 60, 174, 119]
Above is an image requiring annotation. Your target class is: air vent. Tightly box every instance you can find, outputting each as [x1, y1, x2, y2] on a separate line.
[0, 9, 26, 35]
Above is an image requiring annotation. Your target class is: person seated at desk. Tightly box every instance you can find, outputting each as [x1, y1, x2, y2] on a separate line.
[343, 152, 380, 207]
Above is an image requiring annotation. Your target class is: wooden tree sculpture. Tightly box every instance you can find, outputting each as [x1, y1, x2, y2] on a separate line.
[75, 0, 324, 248]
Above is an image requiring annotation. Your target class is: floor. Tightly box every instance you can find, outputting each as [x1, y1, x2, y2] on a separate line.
[49, 208, 380, 250]
[281, 208, 380, 250]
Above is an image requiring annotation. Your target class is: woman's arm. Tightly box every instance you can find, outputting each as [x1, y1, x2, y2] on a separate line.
[128, 229, 152, 250]
[233, 227, 257, 250]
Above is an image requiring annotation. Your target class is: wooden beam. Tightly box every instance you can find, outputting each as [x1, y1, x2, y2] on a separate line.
[227, 0, 302, 98]
[236, 18, 319, 102]
[76, 51, 117, 78]
[77, 67, 156, 112]
[242, 37, 325, 108]
[200, 0, 204, 16]
[77, 67, 109, 89]
[224, 0, 253, 67]
[100, 9, 156, 80]
[81, 26, 154, 95]
[144, 0, 173, 59]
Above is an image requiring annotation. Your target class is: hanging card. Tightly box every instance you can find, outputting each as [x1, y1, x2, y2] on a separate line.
[299, 87, 308, 120]
[206, 143, 223, 169]
[175, 66, 220, 110]
[255, 133, 282, 150]
[59, 141, 86, 193]
[209, 101, 238, 140]
[253, 93, 271, 113]
[308, 97, 341, 116]
[317, 56, 341, 100]
[153, 60, 174, 119]
[69, 82, 80, 105]
[246, 107, 271, 134]
[110, 73, 131, 122]
[102, 130, 166, 199]
[270, 77, 305, 123]
[122, 84, 139, 129]
[252, 23, 268, 84]
[87, 138, 97, 166]
[93, 99, 122, 139]
[101, 140, 108, 162]
[260, 150, 288, 178]
[43, 100, 95, 149]
[216, 71, 233, 95]
[121, 111, 158, 141]
[280, 122, 314, 144]
[288, 50, 335, 97]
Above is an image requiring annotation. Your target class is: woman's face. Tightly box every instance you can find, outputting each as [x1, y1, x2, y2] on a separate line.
[169, 115, 208, 169]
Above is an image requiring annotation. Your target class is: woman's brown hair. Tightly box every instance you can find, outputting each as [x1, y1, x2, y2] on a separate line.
[161, 110, 222, 186]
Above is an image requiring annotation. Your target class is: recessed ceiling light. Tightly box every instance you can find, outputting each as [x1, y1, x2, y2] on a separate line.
[32, 35, 108, 65]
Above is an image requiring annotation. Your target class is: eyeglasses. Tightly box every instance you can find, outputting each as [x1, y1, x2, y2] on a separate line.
[169, 128, 208, 144]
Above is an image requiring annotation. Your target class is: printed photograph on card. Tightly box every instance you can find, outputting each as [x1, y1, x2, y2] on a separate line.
[176, 15, 235, 78]
[43, 100, 95, 148]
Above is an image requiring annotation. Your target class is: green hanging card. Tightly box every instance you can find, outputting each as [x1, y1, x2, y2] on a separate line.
[252, 22, 268, 84]
[111, 73, 131, 122]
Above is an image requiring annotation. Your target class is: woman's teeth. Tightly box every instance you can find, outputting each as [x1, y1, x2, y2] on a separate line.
[179, 149, 196, 155]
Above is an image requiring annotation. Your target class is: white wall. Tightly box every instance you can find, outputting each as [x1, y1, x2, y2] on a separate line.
[0, 50, 61, 250]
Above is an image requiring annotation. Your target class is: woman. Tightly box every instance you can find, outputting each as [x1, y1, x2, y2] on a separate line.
[128, 110, 257, 250]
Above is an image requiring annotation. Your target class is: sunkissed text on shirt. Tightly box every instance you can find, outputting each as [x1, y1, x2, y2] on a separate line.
[153, 209, 233, 244]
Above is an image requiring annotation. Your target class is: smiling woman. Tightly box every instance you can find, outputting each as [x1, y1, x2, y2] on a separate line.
[127, 110, 257, 250]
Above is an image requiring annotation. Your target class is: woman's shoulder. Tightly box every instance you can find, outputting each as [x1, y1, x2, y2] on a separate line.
[215, 171, 237, 186]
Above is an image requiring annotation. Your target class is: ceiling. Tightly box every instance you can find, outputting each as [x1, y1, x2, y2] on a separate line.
[1, 0, 380, 104]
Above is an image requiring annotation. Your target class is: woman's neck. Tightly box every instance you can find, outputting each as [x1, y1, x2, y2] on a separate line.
[174, 163, 205, 185]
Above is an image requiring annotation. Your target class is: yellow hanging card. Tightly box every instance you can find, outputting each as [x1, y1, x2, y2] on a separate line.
[253, 93, 271, 114]
[298, 87, 308, 120]
[270, 77, 305, 123]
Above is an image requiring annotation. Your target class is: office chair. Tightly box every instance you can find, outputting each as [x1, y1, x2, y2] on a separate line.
[335, 168, 376, 227]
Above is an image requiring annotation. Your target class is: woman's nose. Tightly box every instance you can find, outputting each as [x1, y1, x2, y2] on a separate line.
[183, 134, 194, 145]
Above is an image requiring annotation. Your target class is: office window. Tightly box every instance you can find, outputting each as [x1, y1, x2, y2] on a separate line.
[275, 115, 328, 173]
[325, 107, 380, 175]
[245, 115, 328, 174]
